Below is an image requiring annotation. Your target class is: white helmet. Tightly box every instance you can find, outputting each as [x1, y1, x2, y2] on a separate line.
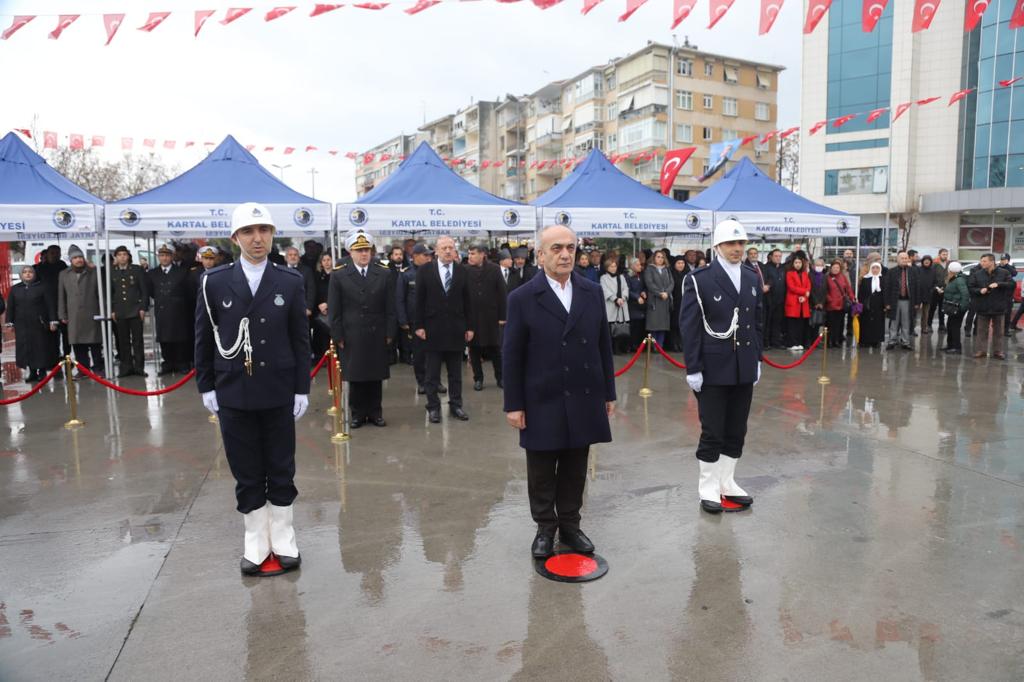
[713, 219, 748, 247]
[231, 202, 275, 236]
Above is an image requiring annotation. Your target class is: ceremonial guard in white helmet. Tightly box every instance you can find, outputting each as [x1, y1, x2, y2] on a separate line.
[194, 202, 311, 575]
[679, 219, 762, 514]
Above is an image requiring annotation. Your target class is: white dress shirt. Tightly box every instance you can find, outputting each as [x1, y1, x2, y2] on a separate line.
[437, 259, 453, 285]
[546, 274, 573, 312]
[719, 258, 742, 294]
[240, 258, 268, 296]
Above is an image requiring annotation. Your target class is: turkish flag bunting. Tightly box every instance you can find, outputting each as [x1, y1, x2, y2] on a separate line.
[529, 160, 538, 169]
[964, 0, 990, 31]
[779, 126, 800, 138]
[204, 141, 215, 146]
[220, 8, 252, 25]
[15, 129, 32, 139]
[362, 153, 375, 163]
[866, 107, 888, 123]
[917, 96, 941, 106]
[804, 0, 832, 33]
[103, 14, 124, 45]
[740, 134, 760, 146]
[185, 141, 195, 147]
[329, 150, 338, 155]
[760, 130, 779, 144]
[49, 15, 79, 40]
[122, 137, 133, 150]
[284, 147, 296, 155]
[163, 140, 176, 149]
[406, 0, 441, 14]
[1010, 0, 1024, 29]
[832, 114, 857, 128]
[948, 88, 973, 105]
[759, 0, 784, 35]
[467, 158, 477, 166]
[1000, 76, 1023, 87]
[892, 102, 912, 122]
[345, 151, 357, 159]
[311, 4, 344, 16]
[266, 7, 296, 21]
[380, 153, 392, 161]
[481, 160, 491, 169]
[44, 131, 58, 149]
[582, 0, 604, 13]
[660, 148, 696, 195]
[708, 0, 736, 28]
[306, 145, 318, 152]
[619, 0, 649, 22]
[194, 10, 215, 36]
[91, 135, 105, 147]
[672, 0, 697, 29]
[911, 0, 940, 32]
[264, 146, 274, 152]
[862, 0, 888, 32]
[144, 139, 156, 148]
[2, 16, 35, 41]
[533, 0, 564, 8]
[353, 3, 389, 9]
[245, 144, 255, 151]
[138, 12, 171, 33]
[808, 120, 828, 135]
[493, 160, 504, 168]
[69, 134, 84, 150]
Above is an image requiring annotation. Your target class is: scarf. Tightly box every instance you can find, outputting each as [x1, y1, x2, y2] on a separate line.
[867, 268, 882, 294]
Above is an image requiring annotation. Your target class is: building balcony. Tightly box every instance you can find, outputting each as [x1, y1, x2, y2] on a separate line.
[619, 104, 668, 123]
[535, 132, 562, 149]
[537, 163, 563, 177]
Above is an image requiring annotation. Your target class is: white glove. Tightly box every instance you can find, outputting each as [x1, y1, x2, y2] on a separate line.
[293, 394, 309, 421]
[686, 372, 703, 393]
[201, 390, 219, 415]
[755, 362, 762, 386]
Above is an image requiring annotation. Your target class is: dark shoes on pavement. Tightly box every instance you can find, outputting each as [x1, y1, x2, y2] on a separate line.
[428, 409, 441, 424]
[532, 533, 554, 559]
[450, 407, 469, 421]
[559, 528, 595, 554]
[473, 379, 483, 391]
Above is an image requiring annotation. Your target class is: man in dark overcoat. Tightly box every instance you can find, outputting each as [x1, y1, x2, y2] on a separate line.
[466, 243, 507, 391]
[148, 244, 193, 374]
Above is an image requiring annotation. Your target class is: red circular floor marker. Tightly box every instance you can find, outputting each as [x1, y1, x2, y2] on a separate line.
[535, 551, 608, 583]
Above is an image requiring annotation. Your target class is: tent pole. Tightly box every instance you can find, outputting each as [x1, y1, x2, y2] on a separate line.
[150, 231, 160, 373]
[102, 230, 114, 377]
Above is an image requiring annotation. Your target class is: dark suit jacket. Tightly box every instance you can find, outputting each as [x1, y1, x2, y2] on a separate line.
[508, 264, 538, 292]
[195, 261, 311, 410]
[414, 259, 474, 352]
[285, 262, 317, 313]
[679, 260, 763, 386]
[466, 261, 507, 348]
[882, 266, 921, 310]
[147, 265, 192, 343]
[328, 262, 396, 382]
[502, 270, 616, 451]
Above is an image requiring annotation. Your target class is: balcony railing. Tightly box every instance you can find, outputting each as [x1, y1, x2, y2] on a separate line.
[619, 104, 668, 123]
[535, 132, 562, 148]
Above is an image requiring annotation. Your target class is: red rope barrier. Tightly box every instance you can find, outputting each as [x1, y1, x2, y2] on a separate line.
[614, 340, 647, 377]
[761, 334, 824, 369]
[75, 362, 196, 396]
[310, 351, 328, 378]
[650, 338, 687, 370]
[0, 362, 63, 405]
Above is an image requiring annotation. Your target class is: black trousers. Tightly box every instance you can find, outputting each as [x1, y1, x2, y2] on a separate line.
[410, 334, 426, 386]
[765, 303, 785, 346]
[72, 343, 104, 373]
[694, 383, 754, 462]
[785, 317, 812, 347]
[424, 349, 463, 411]
[159, 341, 191, 370]
[628, 318, 646, 351]
[526, 446, 590, 535]
[218, 404, 297, 514]
[311, 318, 331, 361]
[826, 311, 845, 347]
[349, 380, 383, 421]
[945, 309, 966, 350]
[115, 316, 145, 372]
[929, 291, 945, 328]
[469, 344, 502, 383]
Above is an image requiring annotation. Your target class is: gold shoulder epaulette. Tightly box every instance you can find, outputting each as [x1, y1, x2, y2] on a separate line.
[333, 263, 348, 271]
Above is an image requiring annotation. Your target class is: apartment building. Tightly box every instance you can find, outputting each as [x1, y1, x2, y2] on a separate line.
[354, 134, 415, 196]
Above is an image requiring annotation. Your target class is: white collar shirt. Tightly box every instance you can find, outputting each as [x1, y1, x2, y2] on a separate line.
[546, 274, 572, 312]
[240, 258, 268, 296]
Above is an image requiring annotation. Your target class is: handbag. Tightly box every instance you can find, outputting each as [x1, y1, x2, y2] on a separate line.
[610, 276, 630, 339]
[810, 309, 827, 327]
[942, 300, 960, 316]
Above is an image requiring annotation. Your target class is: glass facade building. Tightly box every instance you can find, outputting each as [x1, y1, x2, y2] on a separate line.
[826, 0, 893, 134]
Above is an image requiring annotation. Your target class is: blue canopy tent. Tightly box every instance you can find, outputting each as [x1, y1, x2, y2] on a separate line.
[336, 141, 535, 241]
[105, 135, 330, 239]
[0, 131, 104, 241]
[531, 148, 712, 238]
[688, 157, 860, 238]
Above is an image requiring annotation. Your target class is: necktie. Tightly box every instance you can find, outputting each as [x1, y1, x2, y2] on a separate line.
[444, 265, 451, 293]
[503, 268, 509, 284]
[361, 268, 366, 278]
[900, 268, 907, 297]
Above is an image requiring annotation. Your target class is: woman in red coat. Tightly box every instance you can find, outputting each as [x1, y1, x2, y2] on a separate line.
[824, 259, 856, 347]
[784, 256, 812, 350]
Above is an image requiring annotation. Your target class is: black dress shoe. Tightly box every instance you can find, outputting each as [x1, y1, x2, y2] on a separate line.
[277, 554, 301, 571]
[701, 499, 723, 514]
[885, 343, 896, 350]
[496, 379, 503, 389]
[723, 495, 753, 507]
[531, 533, 554, 559]
[449, 407, 469, 421]
[559, 528, 595, 553]
[371, 417, 386, 427]
[240, 557, 262, 576]
[350, 417, 365, 429]
[417, 384, 426, 395]
[428, 409, 441, 424]
[901, 344, 913, 350]
[117, 369, 134, 378]
[136, 370, 148, 377]
[438, 384, 448, 394]
[473, 379, 483, 391]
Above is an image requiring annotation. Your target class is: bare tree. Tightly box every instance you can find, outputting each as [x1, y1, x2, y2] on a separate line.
[45, 149, 176, 201]
[777, 134, 799, 192]
[898, 211, 917, 252]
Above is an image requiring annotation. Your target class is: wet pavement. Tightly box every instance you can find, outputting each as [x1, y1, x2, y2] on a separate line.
[1, 334, 1023, 681]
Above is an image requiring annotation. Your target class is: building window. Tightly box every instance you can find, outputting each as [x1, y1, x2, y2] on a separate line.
[723, 66, 739, 84]
[756, 72, 771, 89]
[826, 0, 893, 134]
[824, 166, 888, 196]
[704, 94, 714, 110]
[703, 127, 713, 141]
[607, 133, 617, 152]
[619, 118, 668, 152]
[606, 74, 616, 90]
[722, 128, 739, 141]
[677, 90, 693, 110]
[704, 62, 714, 77]
[825, 138, 889, 152]
[755, 102, 770, 121]
[723, 97, 738, 117]
[607, 103, 618, 119]
[677, 59, 693, 77]
[702, 163, 710, 176]
[677, 124, 693, 143]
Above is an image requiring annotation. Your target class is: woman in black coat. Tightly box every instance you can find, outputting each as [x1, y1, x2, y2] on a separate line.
[625, 258, 647, 352]
[857, 262, 886, 347]
[669, 256, 689, 351]
[6, 265, 59, 382]
[312, 252, 333, 359]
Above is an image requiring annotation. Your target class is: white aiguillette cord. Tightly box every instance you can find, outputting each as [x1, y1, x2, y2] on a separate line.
[201, 271, 253, 375]
[688, 272, 739, 340]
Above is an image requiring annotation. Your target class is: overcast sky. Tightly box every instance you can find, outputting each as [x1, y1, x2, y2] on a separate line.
[1, 0, 802, 202]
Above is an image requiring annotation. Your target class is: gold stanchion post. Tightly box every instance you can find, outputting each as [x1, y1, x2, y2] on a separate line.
[63, 356, 85, 429]
[638, 335, 654, 397]
[326, 343, 338, 416]
[330, 352, 350, 443]
[818, 327, 831, 385]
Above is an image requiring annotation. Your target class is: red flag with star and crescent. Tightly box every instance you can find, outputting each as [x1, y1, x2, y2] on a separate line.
[804, 0, 832, 33]
[49, 15, 79, 40]
[862, 0, 888, 32]
[965, 0, 990, 31]
[138, 12, 171, 33]
[103, 14, 124, 45]
[672, 0, 697, 29]
[759, 0, 784, 35]
[44, 131, 58, 149]
[660, 148, 696, 195]
[2, 16, 35, 41]
[1011, 0, 1024, 29]
[708, 0, 736, 28]
[911, 0, 940, 32]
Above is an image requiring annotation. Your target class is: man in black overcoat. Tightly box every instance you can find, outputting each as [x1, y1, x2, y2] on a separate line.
[466, 244, 507, 391]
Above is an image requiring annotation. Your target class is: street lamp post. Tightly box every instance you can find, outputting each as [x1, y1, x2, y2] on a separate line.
[271, 163, 292, 182]
[308, 167, 319, 198]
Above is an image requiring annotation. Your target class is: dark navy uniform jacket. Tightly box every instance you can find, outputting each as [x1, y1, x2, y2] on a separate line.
[502, 270, 616, 451]
[679, 259, 763, 386]
[195, 261, 311, 410]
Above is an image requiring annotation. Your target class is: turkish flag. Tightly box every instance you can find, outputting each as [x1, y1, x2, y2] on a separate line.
[911, 0, 940, 32]
[760, 130, 779, 144]
[660, 148, 696, 195]
[808, 120, 828, 135]
[345, 151, 357, 159]
[481, 160, 491, 169]
[138, 12, 171, 32]
[69, 134, 84, 150]
[185, 141, 195, 147]
[917, 96, 941, 106]
[832, 114, 857, 128]
[1010, 0, 1024, 29]
[164, 140, 176, 150]
[804, 0, 832, 33]
[266, 7, 296, 21]
[306, 145, 318, 152]
[619, 0, 649, 21]
[49, 15, 79, 40]
[380, 153, 392, 161]
[866, 107, 888, 123]
[353, 3, 390, 9]
[44, 131, 58, 149]
[780, 126, 800, 138]
[493, 160, 504, 168]
[329, 150, 338, 156]
[708, 0, 736, 28]
[529, 160, 538, 169]
[2, 16, 35, 41]
[122, 137, 133, 150]
[144, 139, 156, 148]
[91, 135, 105, 147]
[284, 147, 296, 155]
[311, 4, 344, 16]
[672, 0, 697, 29]
[892, 102, 912, 122]
[759, 0, 784, 35]
[964, 0, 990, 31]
[220, 8, 253, 25]
[532, 0, 564, 8]
[582, 0, 604, 14]
[362, 153, 375, 163]
[740, 134, 760, 146]
[406, 0, 441, 14]
[264, 146, 274, 152]
[948, 88, 973, 106]
[1000, 76, 1023, 87]
[862, 0, 888, 32]
[195, 10, 215, 36]
[15, 129, 32, 139]
[103, 14, 124, 45]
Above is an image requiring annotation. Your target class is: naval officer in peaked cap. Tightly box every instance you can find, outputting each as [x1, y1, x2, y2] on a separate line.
[194, 202, 311, 576]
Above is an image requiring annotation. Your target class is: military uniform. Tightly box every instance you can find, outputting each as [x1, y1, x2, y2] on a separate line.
[396, 260, 425, 388]
[679, 220, 762, 514]
[110, 254, 150, 377]
[148, 253, 193, 374]
[328, 232, 396, 427]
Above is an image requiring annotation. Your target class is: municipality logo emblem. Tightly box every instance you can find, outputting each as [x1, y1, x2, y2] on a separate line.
[686, 213, 701, 230]
[293, 207, 314, 227]
[837, 219, 849, 234]
[554, 211, 572, 227]
[119, 208, 141, 227]
[502, 209, 521, 228]
[53, 209, 75, 229]
[274, 294, 285, 306]
[349, 208, 368, 227]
